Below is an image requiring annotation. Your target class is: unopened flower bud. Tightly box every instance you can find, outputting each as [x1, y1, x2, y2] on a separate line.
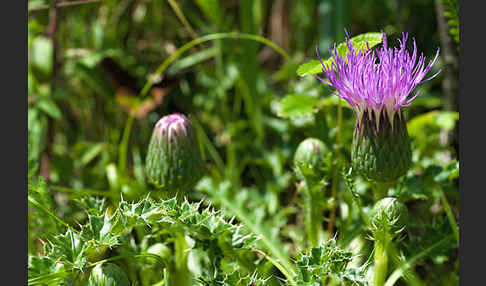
[370, 197, 408, 236]
[293, 138, 330, 180]
[145, 113, 203, 192]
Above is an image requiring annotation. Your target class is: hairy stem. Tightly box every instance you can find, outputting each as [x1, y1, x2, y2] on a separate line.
[439, 188, 459, 243]
[302, 179, 320, 247]
[374, 240, 389, 286]
[327, 99, 343, 238]
[171, 232, 190, 286]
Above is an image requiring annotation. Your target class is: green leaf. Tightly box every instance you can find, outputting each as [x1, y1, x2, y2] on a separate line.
[277, 94, 320, 118]
[31, 36, 53, 76]
[407, 111, 459, 138]
[297, 32, 383, 77]
[167, 47, 219, 75]
[436, 112, 459, 130]
[82, 214, 119, 249]
[46, 230, 88, 270]
[28, 108, 47, 161]
[28, 255, 66, 285]
[294, 238, 368, 285]
[79, 143, 105, 167]
[37, 97, 62, 120]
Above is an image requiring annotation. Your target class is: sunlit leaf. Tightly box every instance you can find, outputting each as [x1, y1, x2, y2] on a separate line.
[297, 32, 383, 77]
[277, 94, 320, 118]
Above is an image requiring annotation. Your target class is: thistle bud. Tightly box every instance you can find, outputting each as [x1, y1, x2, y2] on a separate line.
[145, 113, 203, 192]
[351, 110, 412, 182]
[370, 197, 408, 236]
[293, 138, 330, 180]
[88, 263, 130, 286]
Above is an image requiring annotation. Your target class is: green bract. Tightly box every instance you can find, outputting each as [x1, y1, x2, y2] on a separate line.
[370, 197, 408, 236]
[88, 263, 130, 286]
[293, 138, 329, 180]
[145, 113, 204, 192]
[351, 110, 412, 183]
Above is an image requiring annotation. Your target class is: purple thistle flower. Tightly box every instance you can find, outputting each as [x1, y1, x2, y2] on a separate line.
[315, 31, 440, 129]
[315, 31, 441, 182]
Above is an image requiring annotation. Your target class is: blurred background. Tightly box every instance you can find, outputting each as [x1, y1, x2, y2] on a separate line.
[28, 0, 459, 284]
[28, 0, 458, 189]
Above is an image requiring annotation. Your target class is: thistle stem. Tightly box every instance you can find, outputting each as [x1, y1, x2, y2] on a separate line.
[439, 188, 459, 243]
[171, 232, 190, 286]
[327, 99, 343, 238]
[374, 240, 389, 286]
[302, 179, 320, 247]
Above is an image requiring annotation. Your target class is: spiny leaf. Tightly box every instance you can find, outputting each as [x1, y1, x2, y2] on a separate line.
[293, 238, 368, 286]
[28, 255, 66, 283]
[45, 230, 88, 271]
[81, 214, 119, 250]
[197, 270, 270, 286]
[75, 197, 108, 216]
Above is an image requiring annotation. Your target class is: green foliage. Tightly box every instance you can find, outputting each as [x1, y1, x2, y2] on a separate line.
[28, 1, 458, 285]
[293, 239, 368, 285]
[296, 32, 383, 77]
[28, 195, 258, 285]
[440, 0, 460, 44]
[88, 263, 130, 286]
[277, 94, 320, 119]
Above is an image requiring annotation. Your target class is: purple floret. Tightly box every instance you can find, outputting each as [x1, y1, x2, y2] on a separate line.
[315, 31, 441, 124]
[155, 113, 190, 141]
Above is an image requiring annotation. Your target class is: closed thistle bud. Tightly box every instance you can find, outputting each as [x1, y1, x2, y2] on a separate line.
[145, 113, 203, 192]
[351, 110, 411, 182]
[293, 138, 329, 180]
[370, 197, 408, 237]
[88, 263, 130, 286]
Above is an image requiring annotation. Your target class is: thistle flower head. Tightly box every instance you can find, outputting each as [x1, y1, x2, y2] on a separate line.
[145, 113, 203, 192]
[315, 31, 440, 182]
[316, 30, 440, 128]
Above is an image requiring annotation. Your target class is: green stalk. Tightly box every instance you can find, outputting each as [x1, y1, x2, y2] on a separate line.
[374, 240, 389, 286]
[302, 178, 320, 247]
[28, 196, 79, 235]
[327, 98, 343, 238]
[384, 235, 453, 286]
[439, 188, 459, 243]
[253, 249, 297, 286]
[171, 232, 190, 286]
[217, 194, 297, 279]
[387, 243, 424, 286]
[166, 0, 198, 40]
